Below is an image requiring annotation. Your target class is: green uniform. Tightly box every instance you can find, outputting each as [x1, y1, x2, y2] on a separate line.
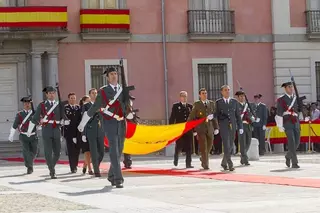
[12, 110, 38, 169]
[31, 100, 63, 175]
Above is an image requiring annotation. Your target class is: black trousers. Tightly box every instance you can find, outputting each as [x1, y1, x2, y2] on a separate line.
[123, 154, 132, 166]
[174, 132, 193, 165]
[66, 137, 81, 171]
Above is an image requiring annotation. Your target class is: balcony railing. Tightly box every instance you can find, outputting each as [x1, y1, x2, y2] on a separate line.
[306, 10, 320, 36]
[187, 10, 235, 35]
[0, 6, 68, 32]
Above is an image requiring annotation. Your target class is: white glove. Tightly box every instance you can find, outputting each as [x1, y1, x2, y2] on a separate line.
[214, 129, 219, 135]
[193, 132, 197, 136]
[72, 138, 77, 144]
[78, 112, 91, 132]
[26, 122, 35, 137]
[262, 125, 266, 130]
[305, 116, 310, 122]
[8, 127, 15, 142]
[37, 126, 42, 131]
[61, 119, 70, 126]
[126, 112, 134, 120]
[82, 135, 87, 143]
[278, 127, 285, 132]
[239, 129, 244, 135]
[254, 117, 260, 123]
[207, 114, 214, 120]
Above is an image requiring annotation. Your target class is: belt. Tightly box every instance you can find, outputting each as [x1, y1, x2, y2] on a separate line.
[20, 132, 36, 136]
[243, 121, 249, 124]
[101, 108, 124, 121]
[42, 120, 60, 124]
[283, 111, 298, 117]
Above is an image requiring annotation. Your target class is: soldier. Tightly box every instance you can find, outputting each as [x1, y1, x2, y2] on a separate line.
[26, 86, 69, 179]
[275, 82, 300, 168]
[235, 91, 260, 165]
[64, 92, 82, 173]
[252, 94, 268, 155]
[8, 97, 38, 174]
[188, 88, 219, 170]
[81, 88, 105, 177]
[216, 85, 243, 171]
[78, 67, 134, 188]
[169, 91, 194, 168]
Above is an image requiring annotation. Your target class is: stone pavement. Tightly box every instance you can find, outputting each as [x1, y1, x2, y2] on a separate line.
[0, 154, 320, 213]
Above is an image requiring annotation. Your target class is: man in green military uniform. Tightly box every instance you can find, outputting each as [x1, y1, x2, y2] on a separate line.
[81, 88, 105, 177]
[8, 97, 38, 174]
[78, 67, 134, 188]
[26, 86, 69, 179]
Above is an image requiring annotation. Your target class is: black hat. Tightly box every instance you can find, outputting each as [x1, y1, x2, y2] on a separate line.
[254, 94, 262, 98]
[103, 67, 118, 76]
[42, 86, 56, 93]
[20, 96, 32, 102]
[281, 82, 293, 88]
[235, 91, 245, 96]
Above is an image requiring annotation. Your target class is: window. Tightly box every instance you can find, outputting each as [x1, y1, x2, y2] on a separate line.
[315, 62, 320, 100]
[83, 0, 123, 9]
[309, 0, 320, 9]
[198, 63, 227, 101]
[90, 65, 122, 90]
[0, 0, 7, 6]
[189, 0, 226, 10]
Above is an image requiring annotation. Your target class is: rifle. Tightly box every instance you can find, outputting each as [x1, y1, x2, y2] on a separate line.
[289, 69, 306, 112]
[27, 88, 35, 115]
[55, 80, 64, 122]
[236, 80, 257, 118]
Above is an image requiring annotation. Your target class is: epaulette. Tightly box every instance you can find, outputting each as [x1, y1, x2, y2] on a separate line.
[216, 98, 223, 102]
[100, 85, 107, 90]
[64, 104, 68, 107]
[18, 110, 23, 114]
[194, 100, 201, 104]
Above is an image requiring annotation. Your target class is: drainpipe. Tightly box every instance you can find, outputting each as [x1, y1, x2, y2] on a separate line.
[161, 0, 169, 125]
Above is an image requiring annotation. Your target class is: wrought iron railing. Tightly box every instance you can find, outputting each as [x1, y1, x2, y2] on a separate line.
[306, 10, 320, 34]
[187, 10, 235, 34]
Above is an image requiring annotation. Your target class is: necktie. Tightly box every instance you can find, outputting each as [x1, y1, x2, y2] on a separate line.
[204, 102, 207, 108]
[114, 86, 117, 93]
[225, 99, 228, 104]
[50, 102, 53, 107]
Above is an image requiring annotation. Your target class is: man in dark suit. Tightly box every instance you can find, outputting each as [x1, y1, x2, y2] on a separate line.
[169, 91, 194, 168]
[215, 85, 243, 171]
[64, 92, 82, 173]
[252, 94, 268, 155]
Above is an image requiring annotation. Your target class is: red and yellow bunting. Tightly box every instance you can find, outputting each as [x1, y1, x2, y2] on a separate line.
[267, 120, 320, 143]
[0, 7, 67, 28]
[80, 9, 130, 29]
[104, 118, 206, 155]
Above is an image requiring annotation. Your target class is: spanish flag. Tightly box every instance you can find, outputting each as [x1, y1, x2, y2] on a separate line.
[104, 118, 205, 155]
[80, 9, 130, 29]
[0, 7, 67, 27]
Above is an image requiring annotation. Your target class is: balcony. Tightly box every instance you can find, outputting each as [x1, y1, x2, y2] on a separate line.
[306, 10, 320, 39]
[80, 9, 131, 41]
[0, 6, 68, 40]
[187, 10, 235, 40]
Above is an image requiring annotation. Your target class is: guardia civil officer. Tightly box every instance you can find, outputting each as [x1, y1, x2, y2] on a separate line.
[26, 86, 70, 179]
[78, 67, 134, 188]
[275, 82, 300, 168]
[8, 97, 38, 174]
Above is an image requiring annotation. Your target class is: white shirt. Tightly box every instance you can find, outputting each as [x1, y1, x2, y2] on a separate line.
[47, 100, 55, 105]
[110, 83, 120, 91]
[285, 93, 294, 99]
[223, 97, 231, 104]
[202, 100, 208, 105]
[24, 110, 30, 114]
[181, 102, 186, 106]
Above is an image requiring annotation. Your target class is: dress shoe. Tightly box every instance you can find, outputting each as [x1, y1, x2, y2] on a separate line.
[124, 164, 132, 169]
[221, 165, 228, 171]
[50, 173, 57, 179]
[240, 160, 244, 165]
[88, 171, 94, 175]
[229, 167, 235, 171]
[285, 157, 291, 168]
[186, 165, 194, 168]
[173, 155, 178, 166]
[108, 177, 116, 186]
[244, 162, 250, 166]
[82, 168, 87, 174]
[27, 167, 33, 174]
[71, 169, 77, 173]
[95, 173, 101, 177]
[292, 164, 300, 169]
[116, 183, 123, 188]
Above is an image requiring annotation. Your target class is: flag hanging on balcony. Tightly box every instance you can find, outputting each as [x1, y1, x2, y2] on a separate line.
[104, 118, 205, 155]
[80, 9, 130, 29]
[0, 7, 67, 28]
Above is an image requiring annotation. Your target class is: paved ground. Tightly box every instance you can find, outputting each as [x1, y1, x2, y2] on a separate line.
[0, 153, 320, 213]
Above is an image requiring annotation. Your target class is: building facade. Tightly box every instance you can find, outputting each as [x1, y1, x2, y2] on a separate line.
[0, 0, 318, 141]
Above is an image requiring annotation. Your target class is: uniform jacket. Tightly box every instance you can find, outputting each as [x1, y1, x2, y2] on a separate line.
[276, 94, 300, 129]
[251, 102, 268, 127]
[82, 102, 104, 137]
[238, 102, 255, 131]
[63, 104, 82, 139]
[188, 100, 219, 135]
[169, 102, 193, 124]
[215, 98, 243, 131]
[13, 110, 36, 134]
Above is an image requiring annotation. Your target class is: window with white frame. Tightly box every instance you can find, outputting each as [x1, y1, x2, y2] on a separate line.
[309, 0, 320, 9]
[0, 0, 7, 6]
[189, 0, 227, 10]
[90, 65, 122, 90]
[82, 0, 124, 9]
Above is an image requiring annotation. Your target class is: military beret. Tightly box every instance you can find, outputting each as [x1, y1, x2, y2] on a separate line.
[103, 67, 118, 76]
[20, 96, 32, 102]
[42, 86, 56, 93]
[281, 82, 293, 88]
[235, 91, 245, 96]
[254, 94, 262, 98]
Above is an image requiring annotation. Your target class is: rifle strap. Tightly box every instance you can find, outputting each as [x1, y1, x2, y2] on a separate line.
[287, 95, 296, 111]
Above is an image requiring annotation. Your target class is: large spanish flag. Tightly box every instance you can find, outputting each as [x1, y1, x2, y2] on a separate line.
[266, 120, 320, 143]
[104, 118, 206, 155]
[0, 7, 67, 27]
[80, 9, 130, 29]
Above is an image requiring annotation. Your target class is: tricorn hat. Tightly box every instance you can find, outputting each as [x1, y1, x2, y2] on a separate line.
[103, 67, 118, 76]
[42, 86, 56, 93]
[281, 81, 293, 88]
[20, 96, 32, 102]
[235, 91, 245, 96]
[254, 94, 262, 99]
